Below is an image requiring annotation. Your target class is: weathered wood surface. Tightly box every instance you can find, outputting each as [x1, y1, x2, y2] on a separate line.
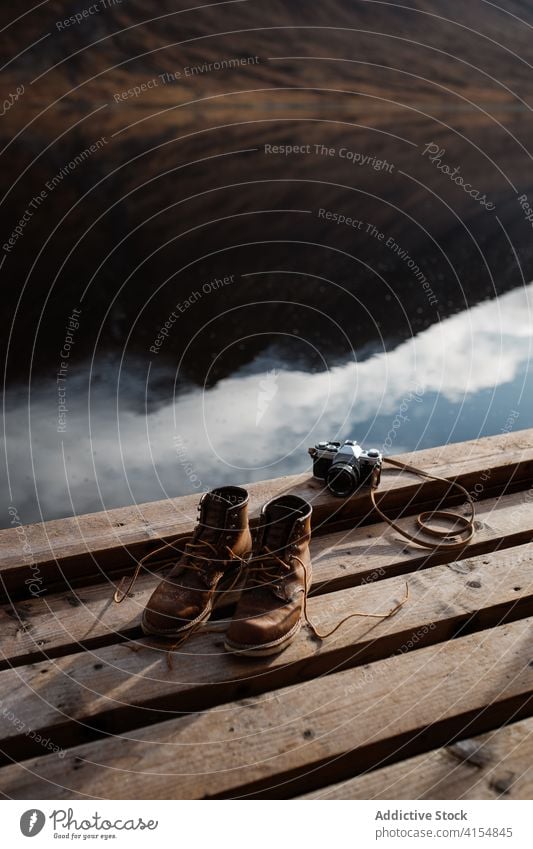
[0, 543, 532, 761]
[0, 617, 531, 799]
[0, 431, 532, 800]
[301, 717, 533, 800]
[1, 430, 532, 598]
[1, 487, 532, 671]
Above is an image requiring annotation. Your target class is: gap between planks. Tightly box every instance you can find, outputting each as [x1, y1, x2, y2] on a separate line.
[299, 715, 533, 800]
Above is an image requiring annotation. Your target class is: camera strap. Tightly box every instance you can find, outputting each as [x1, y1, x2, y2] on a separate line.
[369, 457, 476, 550]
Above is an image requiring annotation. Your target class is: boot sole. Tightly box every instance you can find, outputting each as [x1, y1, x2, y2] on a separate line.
[141, 557, 251, 638]
[224, 618, 302, 657]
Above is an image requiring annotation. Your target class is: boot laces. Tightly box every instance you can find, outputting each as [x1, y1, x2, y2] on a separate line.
[179, 537, 227, 584]
[246, 544, 295, 589]
[112, 532, 244, 603]
[247, 545, 409, 640]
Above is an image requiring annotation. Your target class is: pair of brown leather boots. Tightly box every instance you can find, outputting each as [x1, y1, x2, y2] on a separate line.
[141, 486, 312, 656]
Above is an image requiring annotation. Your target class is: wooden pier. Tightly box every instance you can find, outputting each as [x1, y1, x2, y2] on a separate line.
[0, 430, 532, 799]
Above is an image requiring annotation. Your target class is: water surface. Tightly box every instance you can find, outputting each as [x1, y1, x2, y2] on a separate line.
[3, 281, 531, 525]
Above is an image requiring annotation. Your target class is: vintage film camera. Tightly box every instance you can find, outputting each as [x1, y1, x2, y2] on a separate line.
[308, 439, 382, 497]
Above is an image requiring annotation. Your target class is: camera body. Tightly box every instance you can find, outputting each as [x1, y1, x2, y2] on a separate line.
[308, 440, 382, 497]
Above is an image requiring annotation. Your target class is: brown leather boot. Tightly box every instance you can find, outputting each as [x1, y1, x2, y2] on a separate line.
[142, 486, 252, 638]
[225, 494, 312, 656]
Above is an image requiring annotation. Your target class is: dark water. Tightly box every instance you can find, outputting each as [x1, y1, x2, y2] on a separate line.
[3, 278, 532, 525]
[2, 1, 533, 526]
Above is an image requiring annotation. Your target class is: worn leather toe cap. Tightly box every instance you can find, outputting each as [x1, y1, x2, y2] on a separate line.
[226, 603, 301, 649]
[141, 581, 206, 635]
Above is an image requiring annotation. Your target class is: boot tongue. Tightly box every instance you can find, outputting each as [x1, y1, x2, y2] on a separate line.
[262, 503, 296, 555]
[197, 491, 231, 542]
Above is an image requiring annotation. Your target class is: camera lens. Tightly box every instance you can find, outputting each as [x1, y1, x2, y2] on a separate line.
[326, 462, 360, 497]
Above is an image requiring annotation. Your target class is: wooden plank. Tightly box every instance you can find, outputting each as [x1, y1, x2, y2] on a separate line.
[0, 617, 531, 799]
[311, 486, 533, 593]
[1, 488, 533, 670]
[1, 429, 532, 599]
[300, 717, 533, 799]
[0, 543, 532, 762]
